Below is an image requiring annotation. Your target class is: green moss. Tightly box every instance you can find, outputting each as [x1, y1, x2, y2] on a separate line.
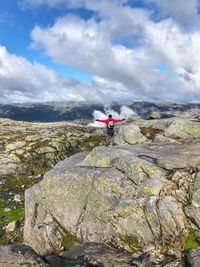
[80, 135, 106, 151]
[61, 231, 79, 249]
[120, 234, 140, 251]
[5, 205, 24, 223]
[0, 173, 42, 246]
[0, 225, 24, 245]
[0, 204, 24, 224]
[31, 166, 47, 176]
[1, 174, 42, 193]
[184, 228, 200, 251]
[0, 204, 24, 245]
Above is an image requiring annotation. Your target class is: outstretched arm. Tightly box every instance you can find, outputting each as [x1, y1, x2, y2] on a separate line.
[96, 119, 109, 124]
[112, 118, 125, 123]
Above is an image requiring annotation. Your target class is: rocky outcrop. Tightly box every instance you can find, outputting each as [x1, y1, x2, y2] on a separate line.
[0, 118, 105, 178]
[1, 116, 200, 265]
[164, 119, 200, 139]
[137, 118, 200, 141]
[0, 244, 49, 266]
[24, 141, 200, 262]
[0, 118, 105, 245]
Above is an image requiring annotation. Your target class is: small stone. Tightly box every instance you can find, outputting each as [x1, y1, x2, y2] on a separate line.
[14, 193, 24, 202]
[6, 220, 20, 232]
[4, 208, 11, 212]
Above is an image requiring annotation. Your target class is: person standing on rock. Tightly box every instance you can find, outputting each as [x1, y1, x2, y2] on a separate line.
[96, 114, 125, 146]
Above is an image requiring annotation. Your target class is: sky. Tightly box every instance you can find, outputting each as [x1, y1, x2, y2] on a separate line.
[0, 0, 200, 103]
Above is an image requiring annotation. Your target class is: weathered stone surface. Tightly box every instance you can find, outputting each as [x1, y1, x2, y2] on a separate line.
[24, 141, 200, 256]
[186, 247, 200, 267]
[154, 133, 180, 143]
[184, 172, 200, 228]
[80, 142, 200, 170]
[24, 187, 63, 255]
[131, 251, 183, 267]
[0, 244, 49, 267]
[45, 243, 134, 267]
[136, 118, 172, 131]
[115, 124, 147, 145]
[164, 119, 200, 139]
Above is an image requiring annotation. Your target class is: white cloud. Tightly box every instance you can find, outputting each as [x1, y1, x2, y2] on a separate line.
[28, 0, 200, 102]
[12, 0, 200, 103]
[0, 46, 106, 103]
[147, 0, 199, 27]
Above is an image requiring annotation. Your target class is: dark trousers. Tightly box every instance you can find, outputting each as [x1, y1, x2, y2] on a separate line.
[106, 127, 114, 146]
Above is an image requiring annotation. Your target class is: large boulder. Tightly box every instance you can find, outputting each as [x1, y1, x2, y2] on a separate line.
[115, 124, 147, 145]
[24, 142, 200, 256]
[147, 111, 161, 120]
[164, 119, 200, 139]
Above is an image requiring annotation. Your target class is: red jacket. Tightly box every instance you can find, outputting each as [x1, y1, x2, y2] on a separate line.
[97, 117, 124, 125]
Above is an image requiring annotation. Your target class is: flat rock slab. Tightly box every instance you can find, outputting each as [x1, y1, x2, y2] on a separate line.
[0, 244, 49, 267]
[81, 142, 200, 170]
[45, 243, 133, 267]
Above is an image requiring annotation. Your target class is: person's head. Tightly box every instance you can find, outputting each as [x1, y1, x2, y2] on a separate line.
[108, 114, 112, 118]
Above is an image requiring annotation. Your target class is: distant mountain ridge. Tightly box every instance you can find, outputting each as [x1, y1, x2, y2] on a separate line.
[0, 101, 200, 122]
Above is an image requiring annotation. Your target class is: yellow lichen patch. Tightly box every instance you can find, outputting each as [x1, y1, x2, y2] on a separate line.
[96, 178, 122, 196]
[97, 156, 111, 167]
[127, 162, 158, 179]
[114, 205, 140, 217]
[138, 163, 157, 176]
[83, 152, 94, 161]
[145, 212, 156, 221]
[86, 191, 113, 215]
[177, 124, 200, 137]
[141, 186, 158, 196]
